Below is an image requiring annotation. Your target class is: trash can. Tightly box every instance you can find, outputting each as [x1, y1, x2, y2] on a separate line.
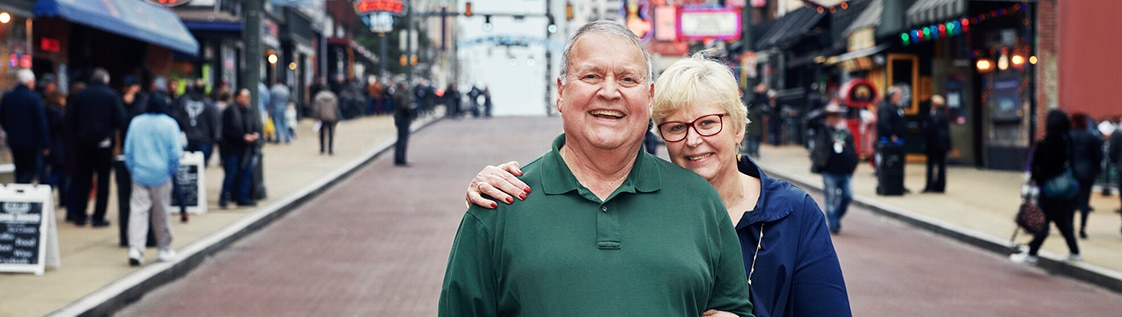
[116, 157, 156, 247]
[875, 141, 906, 196]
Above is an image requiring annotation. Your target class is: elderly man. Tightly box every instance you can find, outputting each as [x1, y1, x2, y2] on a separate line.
[67, 68, 129, 227]
[437, 21, 753, 316]
[0, 69, 50, 184]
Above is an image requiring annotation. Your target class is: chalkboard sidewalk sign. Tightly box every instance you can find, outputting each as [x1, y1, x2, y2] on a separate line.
[0, 184, 60, 275]
[170, 151, 207, 214]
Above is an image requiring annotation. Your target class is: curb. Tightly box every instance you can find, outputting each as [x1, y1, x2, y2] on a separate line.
[48, 114, 445, 317]
[761, 164, 1122, 295]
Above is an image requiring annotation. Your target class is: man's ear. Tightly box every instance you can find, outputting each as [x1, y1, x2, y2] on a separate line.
[556, 77, 565, 113]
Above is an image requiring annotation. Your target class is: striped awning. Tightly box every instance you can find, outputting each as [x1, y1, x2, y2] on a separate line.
[906, 0, 966, 27]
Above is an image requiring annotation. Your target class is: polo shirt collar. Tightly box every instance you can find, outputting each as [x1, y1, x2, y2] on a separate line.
[540, 134, 661, 197]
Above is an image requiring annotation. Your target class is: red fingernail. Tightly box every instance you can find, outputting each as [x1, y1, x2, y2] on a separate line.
[490, 202, 498, 208]
[519, 193, 527, 200]
[505, 197, 514, 204]
[524, 187, 532, 194]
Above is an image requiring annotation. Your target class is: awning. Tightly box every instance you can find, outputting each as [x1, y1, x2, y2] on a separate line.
[906, 0, 966, 27]
[830, 43, 890, 64]
[178, 9, 242, 32]
[33, 0, 199, 56]
[755, 7, 826, 50]
[844, 0, 882, 36]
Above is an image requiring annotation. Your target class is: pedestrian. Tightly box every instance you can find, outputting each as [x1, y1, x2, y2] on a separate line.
[1109, 117, 1122, 233]
[1011, 109, 1082, 264]
[464, 50, 852, 316]
[1070, 112, 1103, 238]
[482, 86, 493, 117]
[269, 81, 291, 144]
[121, 75, 147, 122]
[393, 81, 413, 167]
[0, 69, 50, 184]
[812, 101, 860, 235]
[444, 83, 461, 118]
[219, 88, 261, 208]
[742, 83, 766, 157]
[766, 89, 782, 145]
[922, 94, 952, 193]
[468, 85, 481, 117]
[875, 85, 910, 193]
[440, 23, 754, 316]
[65, 68, 128, 227]
[169, 79, 221, 167]
[285, 102, 298, 140]
[312, 89, 340, 155]
[123, 93, 182, 266]
[43, 90, 70, 208]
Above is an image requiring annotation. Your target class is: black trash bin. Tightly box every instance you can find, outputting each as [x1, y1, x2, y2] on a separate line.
[876, 141, 906, 196]
[116, 157, 156, 247]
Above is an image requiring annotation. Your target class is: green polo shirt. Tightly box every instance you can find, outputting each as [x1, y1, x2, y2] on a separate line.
[439, 134, 753, 317]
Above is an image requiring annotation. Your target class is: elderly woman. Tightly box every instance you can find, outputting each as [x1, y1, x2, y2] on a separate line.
[465, 53, 851, 317]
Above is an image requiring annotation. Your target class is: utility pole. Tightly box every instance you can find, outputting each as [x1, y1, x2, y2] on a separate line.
[243, 0, 263, 123]
[740, 2, 754, 86]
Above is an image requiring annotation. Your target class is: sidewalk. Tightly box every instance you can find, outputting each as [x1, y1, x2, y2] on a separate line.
[0, 111, 442, 317]
[752, 144, 1122, 293]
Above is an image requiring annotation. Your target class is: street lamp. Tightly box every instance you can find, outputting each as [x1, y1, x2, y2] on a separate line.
[483, 15, 492, 32]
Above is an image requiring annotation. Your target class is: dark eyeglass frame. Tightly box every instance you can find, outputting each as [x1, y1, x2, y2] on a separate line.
[657, 113, 727, 143]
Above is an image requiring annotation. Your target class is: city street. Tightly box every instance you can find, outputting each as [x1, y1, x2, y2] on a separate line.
[115, 116, 1122, 316]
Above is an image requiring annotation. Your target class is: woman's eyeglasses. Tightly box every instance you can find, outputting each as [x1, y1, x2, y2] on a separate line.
[657, 113, 727, 142]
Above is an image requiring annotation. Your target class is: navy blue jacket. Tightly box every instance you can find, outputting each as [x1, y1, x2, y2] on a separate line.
[736, 156, 852, 317]
[0, 84, 50, 150]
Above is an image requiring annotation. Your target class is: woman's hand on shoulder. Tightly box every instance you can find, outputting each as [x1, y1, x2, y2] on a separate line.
[466, 161, 531, 209]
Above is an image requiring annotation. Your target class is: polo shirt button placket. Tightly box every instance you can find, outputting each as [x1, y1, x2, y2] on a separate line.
[601, 206, 608, 213]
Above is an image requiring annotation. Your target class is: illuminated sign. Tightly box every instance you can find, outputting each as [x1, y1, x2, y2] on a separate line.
[355, 0, 404, 15]
[678, 7, 740, 40]
[40, 38, 61, 53]
[146, 0, 191, 7]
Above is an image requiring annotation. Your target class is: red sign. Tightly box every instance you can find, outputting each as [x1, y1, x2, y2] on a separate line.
[40, 38, 61, 53]
[355, 0, 403, 15]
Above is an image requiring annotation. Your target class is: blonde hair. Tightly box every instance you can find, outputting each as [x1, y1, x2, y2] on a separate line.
[652, 51, 748, 132]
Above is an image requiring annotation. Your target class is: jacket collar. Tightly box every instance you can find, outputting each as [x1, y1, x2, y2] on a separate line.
[737, 155, 793, 225]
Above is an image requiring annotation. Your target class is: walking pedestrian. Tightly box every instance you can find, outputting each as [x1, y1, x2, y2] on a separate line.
[393, 81, 413, 167]
[66, 68, 128, 227]
[439, 23, 753, 316]
[922, 95, 952, 193]
[1011, 109, 1082, 264]
[1105, 116, 1122, 234]
[219, 88, 261, 208]
[269, 81, 291, 144]
[0, 69, 50, 184]
[123, 94, 182, 266]
[43, 90, 70, 208]
[466, 51, 851, 317]
[312, 89, 340, 155]
[812, 101, 860, 234]
[1070, 112, 1103, 238]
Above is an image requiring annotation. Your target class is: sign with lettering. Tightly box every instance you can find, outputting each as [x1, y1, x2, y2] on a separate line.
[170, 152, 207, 214]
[0, 185, 60, 275]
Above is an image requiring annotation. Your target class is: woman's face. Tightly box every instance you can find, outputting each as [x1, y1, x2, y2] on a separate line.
[660, 102, 744, 183]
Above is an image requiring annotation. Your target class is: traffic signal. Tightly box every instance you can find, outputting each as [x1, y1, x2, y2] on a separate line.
[565, 2, 573, 21]
[465, 1, 472, 17]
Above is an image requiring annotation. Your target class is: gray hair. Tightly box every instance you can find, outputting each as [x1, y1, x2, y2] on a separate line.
[91, 68, 110, 84]
[16, 69, 35, 84]
[558, 20, 652, 84]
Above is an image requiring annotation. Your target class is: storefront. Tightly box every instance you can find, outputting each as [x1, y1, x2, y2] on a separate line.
[901, 0, 1035, 170]
[0, 1, 33, 90]
[31, 0, 198, 92]
[173, 6, 244, 94]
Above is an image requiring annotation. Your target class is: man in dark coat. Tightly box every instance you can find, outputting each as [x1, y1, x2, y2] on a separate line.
[0, 69, 50, 184]
[922, 95, 952, 193]
[170, 79, 222, 166]
[393, 82, 413, 167]
[65, 68, 129, 227]
[876, 85, 908, 144]
[811, 102, 860, 234]
[219, 88, 261, 207]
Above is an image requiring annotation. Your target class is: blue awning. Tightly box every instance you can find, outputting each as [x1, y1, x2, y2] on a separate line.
[33, 0, 199, 56]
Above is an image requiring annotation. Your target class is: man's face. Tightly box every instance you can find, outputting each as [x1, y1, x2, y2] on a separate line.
[890, 91, 903, 105]
[556, 32, 653, 153]
[236, 91, 250, 106]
